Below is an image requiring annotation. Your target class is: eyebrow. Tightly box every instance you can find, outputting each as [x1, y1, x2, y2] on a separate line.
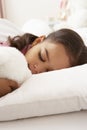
[45, 48, 49, 61]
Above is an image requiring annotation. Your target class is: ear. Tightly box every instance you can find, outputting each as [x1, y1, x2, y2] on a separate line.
[32, 35, 46, 47]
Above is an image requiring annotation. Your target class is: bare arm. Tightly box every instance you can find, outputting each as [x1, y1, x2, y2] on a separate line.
[0, 78, 19, 98]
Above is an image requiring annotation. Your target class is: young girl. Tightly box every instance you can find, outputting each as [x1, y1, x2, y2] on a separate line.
[0, 28, 87, 97]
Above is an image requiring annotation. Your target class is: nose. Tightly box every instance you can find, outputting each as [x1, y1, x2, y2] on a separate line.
[33, 64, 45, 74]
[29, 63, 47, 74]
[34, 64, 38, 73]
[30, 64, 40, 74]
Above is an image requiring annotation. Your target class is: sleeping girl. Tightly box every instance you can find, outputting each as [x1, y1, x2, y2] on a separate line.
[0, 28, 87, 97]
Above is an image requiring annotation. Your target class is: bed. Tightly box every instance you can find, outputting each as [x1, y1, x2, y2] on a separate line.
[0, 18, 87, 129]
[0, 111, 87, 130]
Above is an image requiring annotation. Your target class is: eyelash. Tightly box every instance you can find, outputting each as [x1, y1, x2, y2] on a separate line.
[38, 51, 45, 62]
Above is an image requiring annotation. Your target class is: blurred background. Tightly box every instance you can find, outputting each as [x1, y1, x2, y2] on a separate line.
[0, 0, 60, 27]
[0, 0, 87, 29]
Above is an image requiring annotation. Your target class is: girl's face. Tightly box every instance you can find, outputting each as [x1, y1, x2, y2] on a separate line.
[25, 40, 70, 74]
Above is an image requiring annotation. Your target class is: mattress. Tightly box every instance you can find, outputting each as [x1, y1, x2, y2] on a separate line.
[0, 110, 87, 130]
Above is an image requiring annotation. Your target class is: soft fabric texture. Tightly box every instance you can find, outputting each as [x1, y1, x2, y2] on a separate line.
[75, 28, 87, 45]
[0, 18, 87, 121]
[0, 18, 23, 42]
[0, 18, 31, 84]
[22, 19, 52, 36]
[0, 47, 31, 84]
[0, 64, 87, 121]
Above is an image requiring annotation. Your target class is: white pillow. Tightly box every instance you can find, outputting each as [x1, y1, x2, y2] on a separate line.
[0, 64, 87, 121]
[0, 19, 87, 121]
[22, 19, 52, 36]
[0, 18, 23, 42]
[75, 28, 87, 46]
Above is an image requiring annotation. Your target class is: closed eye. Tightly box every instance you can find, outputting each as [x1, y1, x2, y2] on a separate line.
[38, 51, 45, 62]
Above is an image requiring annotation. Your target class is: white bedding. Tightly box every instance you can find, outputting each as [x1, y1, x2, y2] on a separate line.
[0, 111, 87, 130]
[0, 18, 87, 122]
[0, 64, 87, 121]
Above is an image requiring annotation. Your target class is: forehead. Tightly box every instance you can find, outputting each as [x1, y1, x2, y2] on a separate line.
[42, 41, 70, 70]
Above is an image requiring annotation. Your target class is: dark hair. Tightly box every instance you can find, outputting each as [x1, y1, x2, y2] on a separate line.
[8, 29, 87, 67]
[8, 33, 38, 51]
[45, 28, 87, 67]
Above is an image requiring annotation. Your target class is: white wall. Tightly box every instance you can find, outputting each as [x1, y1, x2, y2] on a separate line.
[4, 0, 59, 27]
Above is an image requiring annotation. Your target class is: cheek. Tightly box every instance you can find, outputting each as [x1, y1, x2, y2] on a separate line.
[25, 50, 38, 64]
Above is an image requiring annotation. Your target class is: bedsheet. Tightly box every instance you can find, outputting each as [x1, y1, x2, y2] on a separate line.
[0, 110, 87, 130]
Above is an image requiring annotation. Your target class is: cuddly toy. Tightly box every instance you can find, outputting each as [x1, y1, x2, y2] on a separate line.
[0, 46, 32, 85]
[54, 0, 87, 30]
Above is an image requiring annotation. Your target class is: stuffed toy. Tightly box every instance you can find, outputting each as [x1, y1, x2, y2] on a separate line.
[54, 0, 87, 30]
[0, 46, 32, 85]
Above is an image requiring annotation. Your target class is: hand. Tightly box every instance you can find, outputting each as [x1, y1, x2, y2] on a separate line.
[8, 79, 19, 90]
[0, 78, 19, 97]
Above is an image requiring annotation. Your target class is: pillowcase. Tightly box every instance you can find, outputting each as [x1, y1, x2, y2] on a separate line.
[0, 64, 87, 121]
